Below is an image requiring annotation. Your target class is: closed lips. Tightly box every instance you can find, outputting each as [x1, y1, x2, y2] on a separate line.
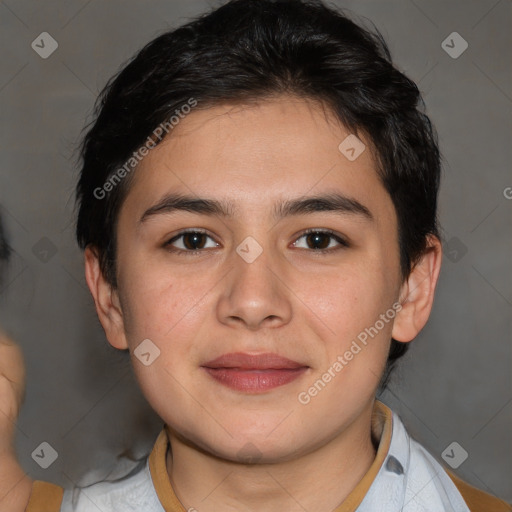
[202, 352, 308, 370]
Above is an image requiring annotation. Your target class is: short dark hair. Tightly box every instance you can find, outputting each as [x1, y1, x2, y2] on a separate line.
[75, 0, 442, 385]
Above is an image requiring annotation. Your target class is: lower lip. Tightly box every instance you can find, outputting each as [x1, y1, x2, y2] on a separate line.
[202, 367, 308, 392]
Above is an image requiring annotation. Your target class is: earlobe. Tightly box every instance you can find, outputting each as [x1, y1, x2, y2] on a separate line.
[391, 235, 443, 343]
[84, 246, 129, 350]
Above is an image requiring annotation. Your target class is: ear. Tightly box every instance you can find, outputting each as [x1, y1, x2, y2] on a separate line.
[392, 235, 442, 343]
[84, 246, 128, 350]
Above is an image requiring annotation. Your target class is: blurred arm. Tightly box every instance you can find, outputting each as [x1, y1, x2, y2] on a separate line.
[0, 331, 34, 511]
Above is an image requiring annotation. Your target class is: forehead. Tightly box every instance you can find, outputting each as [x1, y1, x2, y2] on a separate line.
[122, 96, 394, 225]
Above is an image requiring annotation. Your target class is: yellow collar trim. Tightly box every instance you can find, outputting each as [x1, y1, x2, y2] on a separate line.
[149, 400, 393, 512]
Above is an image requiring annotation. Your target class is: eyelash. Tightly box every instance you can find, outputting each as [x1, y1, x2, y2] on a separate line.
[164, 228, 349, 256]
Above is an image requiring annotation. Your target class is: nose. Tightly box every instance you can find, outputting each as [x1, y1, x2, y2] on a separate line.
[216, 239, 293, 331]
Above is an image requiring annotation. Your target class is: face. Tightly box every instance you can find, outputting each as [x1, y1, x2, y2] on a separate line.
[100, 96, 407, 462]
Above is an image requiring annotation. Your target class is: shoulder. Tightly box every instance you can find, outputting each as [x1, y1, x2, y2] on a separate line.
[385, 409, 511, 512]
[26, 458, 165, 512]
[446, 469, 512, 512]
[26, 480, 64, 512]
[61, 458, 164, 511]
[407, 435, 511, 512]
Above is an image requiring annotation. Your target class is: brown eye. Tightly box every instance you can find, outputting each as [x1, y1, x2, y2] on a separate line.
[305, 232, 331, 250]
[165, 230, 218, 253]
[181, 232, 207, 250]
[293, 230, 348, 252]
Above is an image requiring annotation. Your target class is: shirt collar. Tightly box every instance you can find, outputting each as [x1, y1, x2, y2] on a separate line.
[148, 399, 394, 512]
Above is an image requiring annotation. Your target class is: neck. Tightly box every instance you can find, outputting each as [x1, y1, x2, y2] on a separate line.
[165, 400, 382, 512]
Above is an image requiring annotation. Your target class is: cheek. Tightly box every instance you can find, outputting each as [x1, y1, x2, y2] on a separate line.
[118, 251, 200, 339]
[130, 357, 199, 435]
[297, 272, 393, 409]
[300, 260, 394, 344]
[118, 259, 219, 384]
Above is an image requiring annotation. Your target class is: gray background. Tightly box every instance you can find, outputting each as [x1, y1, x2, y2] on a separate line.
[1, 0, 511, 503]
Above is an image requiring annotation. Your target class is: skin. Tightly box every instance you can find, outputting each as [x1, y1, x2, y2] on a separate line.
[0, 331, 33, 512]
[86, 95, 442, 511]
[0, 95, 442, 511]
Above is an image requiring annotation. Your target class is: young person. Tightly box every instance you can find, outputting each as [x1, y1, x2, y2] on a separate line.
[0, 0, 510, 510]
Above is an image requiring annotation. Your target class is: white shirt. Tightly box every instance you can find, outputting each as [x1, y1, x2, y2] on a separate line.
[59, 405, 472, 512]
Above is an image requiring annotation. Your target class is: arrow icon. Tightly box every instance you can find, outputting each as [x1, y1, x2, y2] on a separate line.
[31, 441, 58, 468]
[441, 32, 468, 59]
[236, 236, 263, 263]
[32, 236, 57, 262]
[338, 134, 365, 161]
[134, 339, 161, 366]
[35, 449, 45, 458]
[441, 441, 468, 469]
[445, 236, 467, 262]
[444, 449, 455, 458]
[31, 32, 58, 59]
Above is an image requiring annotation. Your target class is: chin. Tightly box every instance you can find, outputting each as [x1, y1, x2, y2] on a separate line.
[193, 427, 311, 464]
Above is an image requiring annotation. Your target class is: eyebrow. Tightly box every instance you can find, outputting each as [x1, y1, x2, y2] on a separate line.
[139, 192, 374, 224]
